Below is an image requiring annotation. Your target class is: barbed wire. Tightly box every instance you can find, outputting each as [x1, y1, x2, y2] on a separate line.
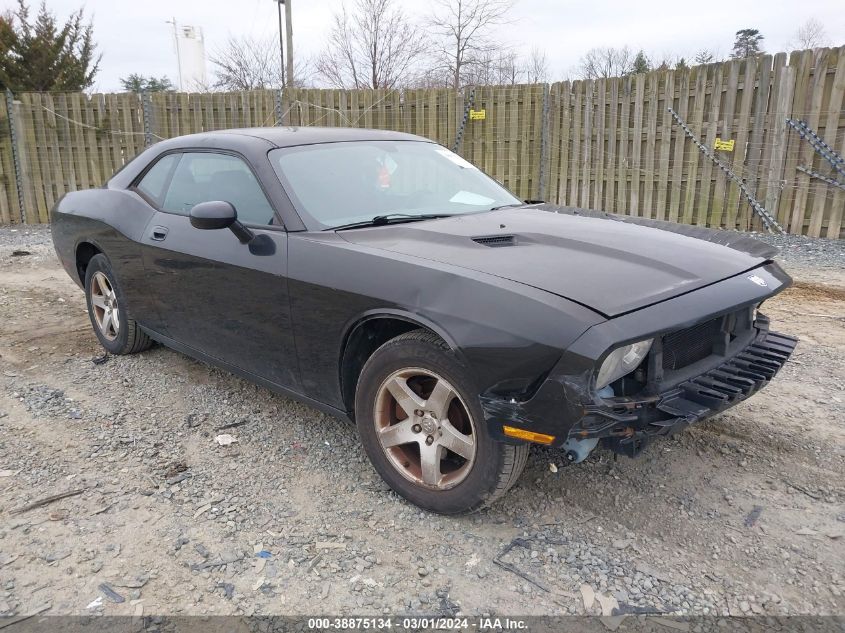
[4, 87, 840, 236]
[26, 99, 844, 196]
[39, 104, 165, 141]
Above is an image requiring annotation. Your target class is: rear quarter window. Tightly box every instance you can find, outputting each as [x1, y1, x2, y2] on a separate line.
[136, 154, 180, 205]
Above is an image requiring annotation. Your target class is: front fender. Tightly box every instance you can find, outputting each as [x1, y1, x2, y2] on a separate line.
[288, 232, 604, 409]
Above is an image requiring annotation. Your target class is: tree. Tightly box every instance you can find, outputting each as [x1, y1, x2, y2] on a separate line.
[120, 74, 174, 93]
[731, 29, 764, 59]
[524, 47, 549, 83]
[0, 0, 99, 92]
[457, 46, 548, 86]
[675, 57, 688, 71]
[428, 0, 515, 89]
[0, 12, 15, 73]
[577, 46, 634, 79]
[210, 35, 310, 91]
[211, 35, 280, 90]
[792, 18, 828, 50]
[630, 50, 650, 75]
[316, 0, 427, 89]
[694, 49, 717, 64]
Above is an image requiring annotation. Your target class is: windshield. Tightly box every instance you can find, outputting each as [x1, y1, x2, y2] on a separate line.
[269, 141, 522, 230]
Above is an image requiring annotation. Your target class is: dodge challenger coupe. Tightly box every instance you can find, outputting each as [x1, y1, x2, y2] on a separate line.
[52, 127, 797, 514]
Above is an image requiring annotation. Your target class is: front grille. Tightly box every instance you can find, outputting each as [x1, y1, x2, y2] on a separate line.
[662, 317, 724, 371]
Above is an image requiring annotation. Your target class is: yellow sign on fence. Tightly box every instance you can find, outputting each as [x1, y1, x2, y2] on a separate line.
[714, 137, 735, 151]
[469, 109, 486, 121]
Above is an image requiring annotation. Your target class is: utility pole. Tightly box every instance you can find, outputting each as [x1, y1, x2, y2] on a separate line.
[274, 0, 286, 88]
[285, 0, 294, 87]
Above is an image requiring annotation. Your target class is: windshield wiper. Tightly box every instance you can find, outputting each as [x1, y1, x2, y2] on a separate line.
[488, 203, 526, 211]
[332, 213, 453, 231]
[488, 200, 545, 211]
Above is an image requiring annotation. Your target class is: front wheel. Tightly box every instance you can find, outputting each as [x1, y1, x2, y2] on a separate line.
[355, 330, 529, 514]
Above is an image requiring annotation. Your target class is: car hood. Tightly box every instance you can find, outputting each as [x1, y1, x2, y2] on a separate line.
[338, 207, 772, 317]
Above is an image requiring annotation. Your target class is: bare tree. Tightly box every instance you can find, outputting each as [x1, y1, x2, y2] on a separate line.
[524, 47, 549, 83]
[459, 47, 548, 86]
[406, 66, 452, 88]
[210, 35, 311, 90]
[428, 0, 515, 89]
[471, 49, 520, 85]
[316, 0, 427, 89]
[577, 46, 634, 80]
[462, 48, 499, 85]
[792, 18, 829, 50]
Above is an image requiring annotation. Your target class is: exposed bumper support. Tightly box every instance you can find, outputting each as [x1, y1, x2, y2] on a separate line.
[482, 322, 797, 457]
[590, 327, 797, 457]
[660, 330, 797, 418]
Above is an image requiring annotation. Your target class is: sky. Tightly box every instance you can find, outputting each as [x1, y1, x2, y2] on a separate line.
[19, 0, 845, 92]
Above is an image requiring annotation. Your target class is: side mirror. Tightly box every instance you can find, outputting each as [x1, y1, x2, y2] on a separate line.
[189, 200, 236, 230]
[189, 200, 254, 244]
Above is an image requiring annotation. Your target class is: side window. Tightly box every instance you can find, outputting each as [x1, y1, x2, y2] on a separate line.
[136, 154, 179, 205]
[161, 152, 276, 225]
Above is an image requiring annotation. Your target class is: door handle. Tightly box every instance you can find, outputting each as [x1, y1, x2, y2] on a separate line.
[151, 226, 168, 241]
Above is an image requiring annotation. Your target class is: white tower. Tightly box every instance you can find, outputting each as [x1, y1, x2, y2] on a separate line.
[170, 20, 207, 92]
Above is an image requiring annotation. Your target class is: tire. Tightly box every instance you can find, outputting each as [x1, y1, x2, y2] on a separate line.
[84, 253, 152, 355]
[354, 330, 529, 514]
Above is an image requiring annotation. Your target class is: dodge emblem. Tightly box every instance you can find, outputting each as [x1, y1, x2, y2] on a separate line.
[747, 274, 768, 287]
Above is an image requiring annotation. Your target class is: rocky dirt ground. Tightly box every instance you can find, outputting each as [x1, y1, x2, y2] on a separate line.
[0, 226, 843, 620]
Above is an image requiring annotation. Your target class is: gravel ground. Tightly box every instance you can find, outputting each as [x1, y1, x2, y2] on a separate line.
[0, 224, 843, 620]
[749, 231, 845, 269]
[0, 225, 52, 248]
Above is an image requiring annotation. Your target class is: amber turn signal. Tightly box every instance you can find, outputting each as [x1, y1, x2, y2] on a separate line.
[502, 426, 555, 445]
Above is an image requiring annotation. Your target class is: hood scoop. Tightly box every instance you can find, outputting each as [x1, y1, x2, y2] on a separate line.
[472, 235, 517, 247]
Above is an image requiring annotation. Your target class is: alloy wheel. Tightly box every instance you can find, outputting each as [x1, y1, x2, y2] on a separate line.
[373, 368, 476, 490]
[90, 271, 120, 341]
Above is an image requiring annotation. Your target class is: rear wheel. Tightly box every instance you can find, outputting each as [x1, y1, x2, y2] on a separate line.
[355, 330, 528, 514]
[84, 254, 152, 355]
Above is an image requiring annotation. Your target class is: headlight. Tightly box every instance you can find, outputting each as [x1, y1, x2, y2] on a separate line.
[595, 338, 654, 390]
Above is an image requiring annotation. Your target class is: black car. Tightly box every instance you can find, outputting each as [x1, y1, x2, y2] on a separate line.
[51, 127, 797, 514]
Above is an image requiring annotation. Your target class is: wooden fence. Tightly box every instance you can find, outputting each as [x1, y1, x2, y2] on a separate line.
[1, 46, 843, 237]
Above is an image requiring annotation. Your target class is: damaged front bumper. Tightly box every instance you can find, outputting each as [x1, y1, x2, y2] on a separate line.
[577, 320, 797, 457]
[480, 262, 798, 458]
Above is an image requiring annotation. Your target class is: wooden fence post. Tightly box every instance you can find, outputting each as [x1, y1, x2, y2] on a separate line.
[275, 89, 283, 126]
[4, 89, 25, 223]
[537, 83, 551, 201]
[141, 90, 153, 146]
[453, 87, 473, 154]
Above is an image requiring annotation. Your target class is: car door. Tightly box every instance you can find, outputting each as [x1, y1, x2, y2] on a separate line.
[135, 150, 299, 390]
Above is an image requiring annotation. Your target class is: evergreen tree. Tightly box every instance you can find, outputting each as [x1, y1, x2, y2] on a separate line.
[631, 50, 650, 74]
[120, 74, 174, 93]
[731, 29, 764, 59]
[0, 1, 100, 92]
[694, 49, 716, 64]
[675, 58, 689, 71]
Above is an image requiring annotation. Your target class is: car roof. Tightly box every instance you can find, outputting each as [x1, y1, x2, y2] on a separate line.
[174, 126, 430, 148]
[107, 126, 438, 232]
